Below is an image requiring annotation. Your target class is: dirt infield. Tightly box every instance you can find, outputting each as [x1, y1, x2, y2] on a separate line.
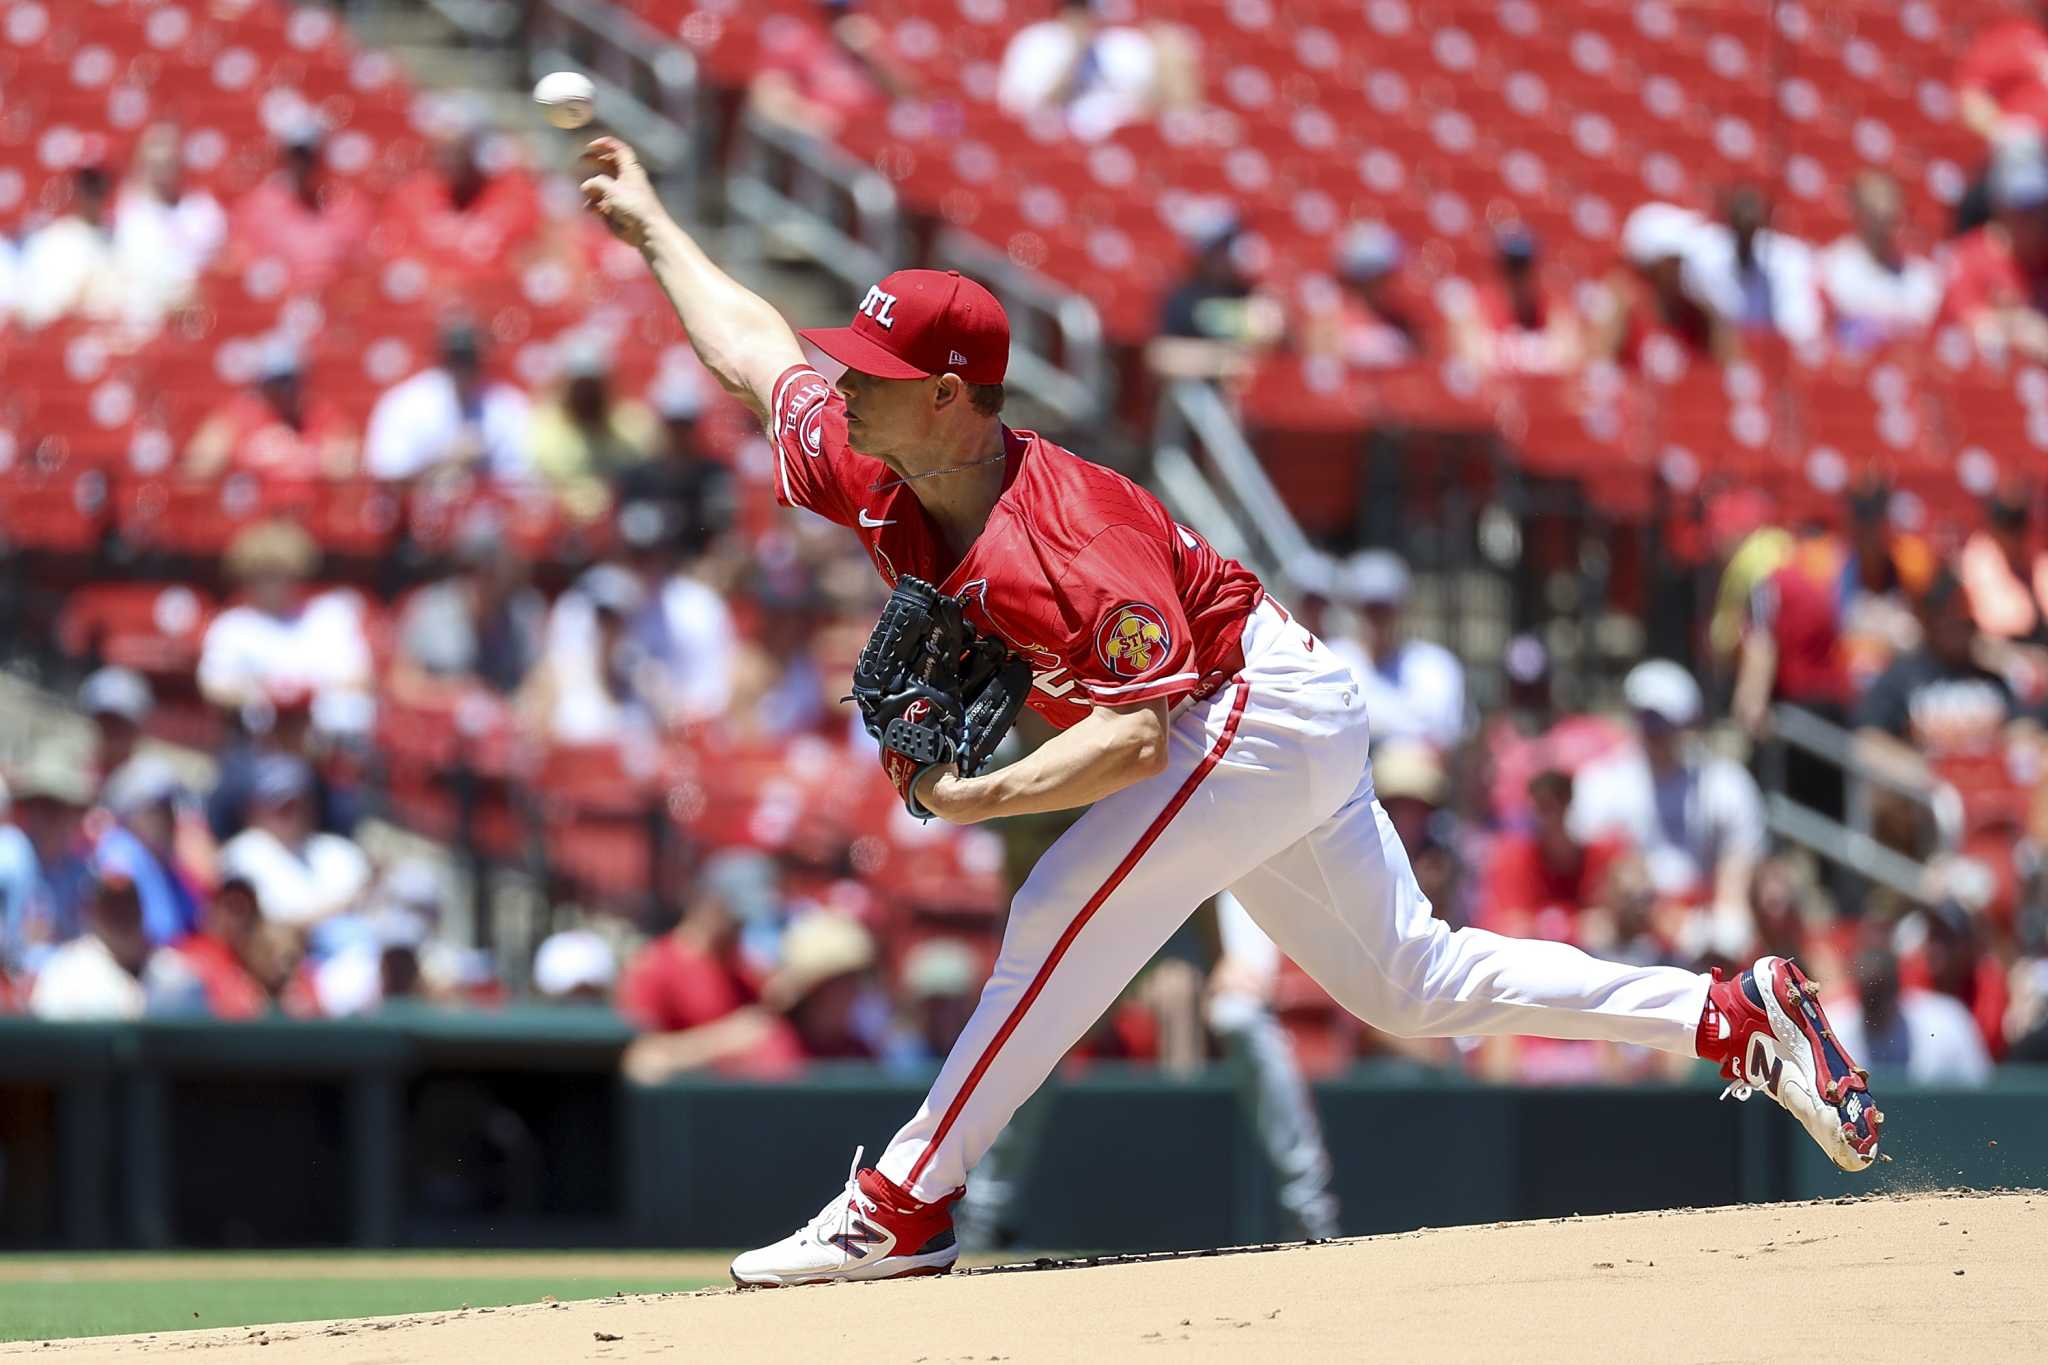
[8, 1192, 2040, 1364]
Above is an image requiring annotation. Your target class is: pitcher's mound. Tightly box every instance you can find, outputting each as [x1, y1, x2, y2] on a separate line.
[14, 1191, 2043, 1364]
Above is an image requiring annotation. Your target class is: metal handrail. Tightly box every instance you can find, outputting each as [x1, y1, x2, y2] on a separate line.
[1759, 701, 1958, 905]
[1152, 378, 1315, 599]
[724, 110, 907, 292]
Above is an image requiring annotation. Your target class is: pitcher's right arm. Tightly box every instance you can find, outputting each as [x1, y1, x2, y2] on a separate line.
[579, 136, 802, 420]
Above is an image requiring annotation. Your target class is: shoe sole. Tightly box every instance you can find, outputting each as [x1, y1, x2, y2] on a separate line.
[730, 1249, 958, 1289]
[1760, 957, 1883, 1171]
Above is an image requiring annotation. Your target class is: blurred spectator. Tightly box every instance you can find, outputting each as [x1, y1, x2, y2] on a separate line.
[206, 688, 362, 841]
[16, 163, 128, 330]
[749, 0, 906, 141]
[95, 756, 205, 946]
[1733, 523, 1851, 818]
[1445, 226, 1582, 376]
[390, 513, 548, 704]
[28, 864, 204, 1021]
[533, 929, 620, 1004]
[1685, 186, 1823, 350]
[888, 938, 981, 1067]
[1855, 571, 2027, 765]
[1828, 945, 1991, 1085]
[185, 339, 359, 480]
[1151, 210, 1283, 379]
[364, 320, 533, 484]
[309, 860, 479, 1017]
[618, 854, 806, 1081]
[625, 502, 739, 725]
[172, 874, 308, 1019]
[80, 666, 152, 782]
[225, 115, 370, 293]
[1838, 482, 1936, 691]
[0, 740, 99, 972]
[1301, 223, 1429, 371]
[1478, 770, 1626, 941]
[1899, 898, 2009, 1059]
[728, 560, 835, 740]
[613, 369, 737, 558]
[217, 755, 372, 934]
[113, 122, 225, 320]
[1329, 551, 1466, 751]
[998, 0, 1196, 141]
[385, 106, 542, 287]
[1957, 488, 2048, 657]
[1944, 139, 2048, 363]
[198, 521, 373, 713]
[530, 339, 661, 520]
[1957, 3, 2048, 146]
[1819, 172, 1941, 352]
[1599, 203, 1729, 366]
[763, 911, 887, 1060]
[1571, 661, 1766, 919]
[527, 564, 672, 741]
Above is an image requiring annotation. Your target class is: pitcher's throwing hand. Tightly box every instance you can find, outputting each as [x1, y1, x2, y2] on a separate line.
[579, 136, 665, 249]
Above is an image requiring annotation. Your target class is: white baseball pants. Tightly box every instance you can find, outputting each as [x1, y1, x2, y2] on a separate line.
[877, 599, 1712, 1202]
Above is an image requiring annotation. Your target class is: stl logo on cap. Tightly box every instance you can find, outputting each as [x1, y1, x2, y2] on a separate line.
[1096, 603, 1171, 678]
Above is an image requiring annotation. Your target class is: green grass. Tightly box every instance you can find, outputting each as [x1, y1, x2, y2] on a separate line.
[0, 1275, 717, 1343]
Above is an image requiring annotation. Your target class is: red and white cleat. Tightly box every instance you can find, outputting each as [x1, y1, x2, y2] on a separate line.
[1700, 956, 1883, 1172]
[729, 1148, 961, 1288]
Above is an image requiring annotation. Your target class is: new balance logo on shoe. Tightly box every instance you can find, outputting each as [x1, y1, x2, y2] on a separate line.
[1748, 1036, 1784, 1097]
[826, 1217, 889, 1258]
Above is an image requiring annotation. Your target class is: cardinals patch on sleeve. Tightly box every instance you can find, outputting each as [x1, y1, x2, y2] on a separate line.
[1095, 602, 1173, 678]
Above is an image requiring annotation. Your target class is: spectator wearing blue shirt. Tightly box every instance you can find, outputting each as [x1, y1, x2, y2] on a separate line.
[95, 755, 205, 946]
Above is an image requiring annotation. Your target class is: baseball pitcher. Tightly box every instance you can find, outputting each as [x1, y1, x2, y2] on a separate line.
[578, 137, 1882, 1287]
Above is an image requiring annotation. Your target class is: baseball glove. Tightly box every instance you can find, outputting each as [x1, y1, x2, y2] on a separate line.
[850, 576, 1031, 819]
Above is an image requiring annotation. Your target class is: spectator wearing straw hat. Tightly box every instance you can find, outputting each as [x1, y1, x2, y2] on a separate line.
[198, 520, 373, 715]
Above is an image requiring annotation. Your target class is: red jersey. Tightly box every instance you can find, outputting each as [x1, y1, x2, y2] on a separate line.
[1750, 555, 1850, 708]
[1943, 225, 2048, 323]
[1958, 19, 2048, 131]
[199, 392, 354, 481]
[769, 365, 1265, 725]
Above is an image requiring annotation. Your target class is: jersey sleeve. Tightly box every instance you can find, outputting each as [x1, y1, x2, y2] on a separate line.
[1056, 525, 1199, 706]
[765, 364, 875, 529]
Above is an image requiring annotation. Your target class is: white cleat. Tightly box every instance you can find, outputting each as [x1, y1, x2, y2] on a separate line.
[1708, 956, 1883, 1172]
[729, 1148, 961, 1288]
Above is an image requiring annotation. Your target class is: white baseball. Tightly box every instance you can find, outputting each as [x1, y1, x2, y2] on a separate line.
[533, 70, 595, 130]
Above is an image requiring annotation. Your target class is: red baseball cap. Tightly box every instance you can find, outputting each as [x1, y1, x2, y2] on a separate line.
[799, 269, 1009, 385]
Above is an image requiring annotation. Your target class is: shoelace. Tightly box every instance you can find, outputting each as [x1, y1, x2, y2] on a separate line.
[800, 1146, 868, 1260]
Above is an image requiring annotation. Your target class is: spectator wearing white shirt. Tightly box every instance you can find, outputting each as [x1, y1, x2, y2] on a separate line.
[198, 520, 373, 713]
[1328, 550, 1467, 752]
[28, 863, 204, 1020]
[1684, 186, 1824, 350]
[16, 163, 129, 330]
[113, 123, 226, 322]
[364, 320, 532, 484]
[218, 755, 372, 933]
[1569, 660, 1767, 942]
[998, 0, 1192, 142]
[1820, 172, 1942, 352]
[1827, 946, 1992, 1086]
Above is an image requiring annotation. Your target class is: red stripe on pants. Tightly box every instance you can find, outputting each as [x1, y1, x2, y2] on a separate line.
[905, 685, 1252, 1191]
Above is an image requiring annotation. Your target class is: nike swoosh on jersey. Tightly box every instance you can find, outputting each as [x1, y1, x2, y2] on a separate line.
[858, 509, 896, 528]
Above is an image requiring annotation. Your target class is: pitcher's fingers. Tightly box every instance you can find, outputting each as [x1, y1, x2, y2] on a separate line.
[582, 135, 635, 173]
[580, 174, 615, 204]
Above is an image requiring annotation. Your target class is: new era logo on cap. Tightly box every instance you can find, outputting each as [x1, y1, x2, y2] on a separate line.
[800, 269, 1009, 385]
